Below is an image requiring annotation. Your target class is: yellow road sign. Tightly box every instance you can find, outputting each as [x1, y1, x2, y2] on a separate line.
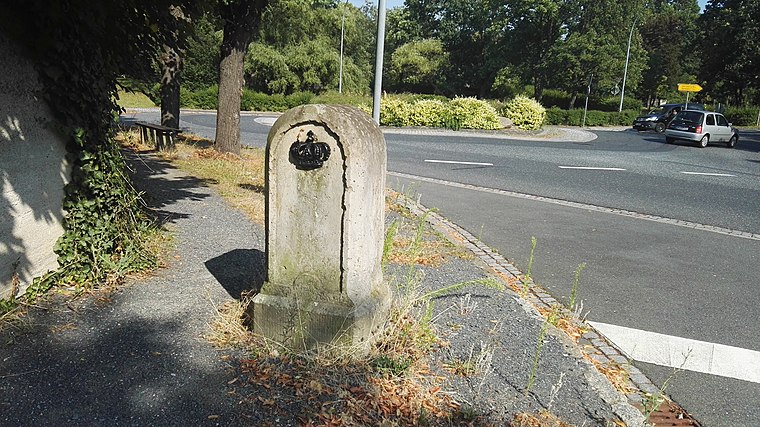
[678, 83, 703, 92]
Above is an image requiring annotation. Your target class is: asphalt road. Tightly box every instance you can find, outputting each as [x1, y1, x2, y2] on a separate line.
[384, 128, 760, 427]
[123, 110, 760, 426]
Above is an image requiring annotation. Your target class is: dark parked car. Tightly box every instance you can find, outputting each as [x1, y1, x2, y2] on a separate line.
[664, 110, 738, 148]
[633, 103, 705, 133]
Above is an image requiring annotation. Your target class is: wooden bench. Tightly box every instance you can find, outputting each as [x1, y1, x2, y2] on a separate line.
[135, 121, 181, 150]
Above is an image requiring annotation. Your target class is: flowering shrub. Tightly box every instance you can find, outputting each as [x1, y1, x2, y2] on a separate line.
[376, 95, 500, 130]
[502, 95, 546, 130]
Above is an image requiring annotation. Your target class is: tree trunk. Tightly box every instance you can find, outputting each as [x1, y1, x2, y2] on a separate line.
[568, 93, 577, 110]
[533, 77, 544, 102]
[215, 0, 268, 156]
[160, 44, 182, 131]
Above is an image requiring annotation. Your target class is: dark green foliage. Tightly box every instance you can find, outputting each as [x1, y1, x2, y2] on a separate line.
[0, 0, 188, 298]
[181, 86, 220, 109]
[724, 107, 760, 126]
[241, 90, 313, 112]
[183, 14, 222, 92]
[592, 97, 643, 112]
[545, 108, 639, 126]
[54, 130, 156, 285]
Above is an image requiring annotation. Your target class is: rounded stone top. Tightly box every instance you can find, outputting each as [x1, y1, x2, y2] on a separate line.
[267, 104, 385, 158]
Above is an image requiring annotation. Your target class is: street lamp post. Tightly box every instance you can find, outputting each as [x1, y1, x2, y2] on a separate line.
[372, 0, 387, 124]
[339, 0, 347, 94]
[619, 17, 637, 112]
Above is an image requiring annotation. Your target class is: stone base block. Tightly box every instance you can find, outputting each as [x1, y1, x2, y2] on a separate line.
[249, 292, 389, 355]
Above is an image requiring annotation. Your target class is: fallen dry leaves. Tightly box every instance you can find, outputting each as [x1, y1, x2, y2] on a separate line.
[235, 356, 474, 426]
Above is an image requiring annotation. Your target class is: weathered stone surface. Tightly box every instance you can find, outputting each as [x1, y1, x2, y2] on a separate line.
[251, 104, 390, 353]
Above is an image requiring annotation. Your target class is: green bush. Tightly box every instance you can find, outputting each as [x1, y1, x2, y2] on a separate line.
[180, 86, 218, 109]
[592, 96, 643, 112]
[379, 96, 414, 127]
[545, 107, 639, 126]
[312, 91, 370, 107]
[724, 106, 760, 126]
[285, 91, 314, 109]
[407, 99, 448, 127]
[447, 97, 501, 130]
[502, 95, 546, 130]
[540, 89, 572, 109]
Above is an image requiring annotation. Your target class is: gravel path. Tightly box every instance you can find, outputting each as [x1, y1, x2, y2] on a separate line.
[0, 150, 644, 426]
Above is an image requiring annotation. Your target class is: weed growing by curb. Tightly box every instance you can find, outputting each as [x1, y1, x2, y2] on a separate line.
[522, 236, 537, 296]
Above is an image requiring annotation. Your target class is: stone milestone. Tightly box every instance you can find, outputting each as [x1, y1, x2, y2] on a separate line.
[250, 104, 390, 354]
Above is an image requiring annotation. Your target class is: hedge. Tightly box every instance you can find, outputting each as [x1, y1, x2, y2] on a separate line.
[545, 107, 639, 126]
[724, 107, 760, 126]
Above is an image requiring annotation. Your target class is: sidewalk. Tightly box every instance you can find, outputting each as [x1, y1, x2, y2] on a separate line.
[1, 149, 646, 426]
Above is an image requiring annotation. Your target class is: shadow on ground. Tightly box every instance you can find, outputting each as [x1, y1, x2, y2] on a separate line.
[205, 249, 266, 299]
[0, 307, 242, 425]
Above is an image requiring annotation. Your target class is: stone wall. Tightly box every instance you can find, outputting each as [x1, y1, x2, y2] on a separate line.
[0, 33, 70, 298]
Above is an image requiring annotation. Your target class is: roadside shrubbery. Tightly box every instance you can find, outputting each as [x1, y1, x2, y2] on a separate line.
[544, 107, 639, 126]
[501, 95, 546, 130]
[723, 106, 760, 126]
[372, 95, 501, 130]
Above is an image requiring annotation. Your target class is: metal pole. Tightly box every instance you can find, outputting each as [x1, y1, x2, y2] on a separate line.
[339, 0, 347, 94]
[583, 74, 593, 128]
[372, 0, 387, 124]
[619, 18, 637, 112]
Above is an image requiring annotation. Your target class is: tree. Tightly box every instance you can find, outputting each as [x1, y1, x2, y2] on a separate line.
[249, 0, 374, 95]
[700, 0, 760, 105]
[183, 14, 222, 92]
[545, 0, 647, 108]
[506, 0, 577, 101]
[638, 0, 701, 106]
[215, 0, 269, 156]
[160, 44, 183, 129]
[387, 38, 447, 93]
[403, 0, 513, 97]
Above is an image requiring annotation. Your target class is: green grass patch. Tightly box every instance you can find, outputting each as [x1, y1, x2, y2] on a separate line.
[116, 90, 156, 108]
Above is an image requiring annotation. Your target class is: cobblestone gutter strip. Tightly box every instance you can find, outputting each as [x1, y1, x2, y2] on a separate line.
[393, 192, 701, 427]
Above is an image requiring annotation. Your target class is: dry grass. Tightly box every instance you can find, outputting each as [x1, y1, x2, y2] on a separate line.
[206, 293, 483, 426]
[585, 355, 637, 396]
[510, 411, 576, 427]
[117, 130, 266, 225]
[168, 143, 266, 225]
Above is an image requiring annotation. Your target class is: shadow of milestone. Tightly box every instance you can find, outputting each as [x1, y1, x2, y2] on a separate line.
[205, 249, 266, 299]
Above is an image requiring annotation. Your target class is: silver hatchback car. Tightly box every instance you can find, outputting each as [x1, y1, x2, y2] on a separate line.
[664, 110, 738, 148]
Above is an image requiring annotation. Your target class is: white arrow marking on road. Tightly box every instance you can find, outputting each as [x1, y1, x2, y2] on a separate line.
[680, 171, 736, 177]
[589, 321, 760, 384]
[559, 166, 626, 171]
[424, 159, 494, 166]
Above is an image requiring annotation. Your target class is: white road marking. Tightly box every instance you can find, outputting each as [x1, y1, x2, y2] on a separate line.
[254, 117, 278, 126]
[589, 321, 760, 384]
[559, 166, 626, 171]
[680, 171, 736, 177]
[388, 172, 760, 240]
[424, 159, 494, 166]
